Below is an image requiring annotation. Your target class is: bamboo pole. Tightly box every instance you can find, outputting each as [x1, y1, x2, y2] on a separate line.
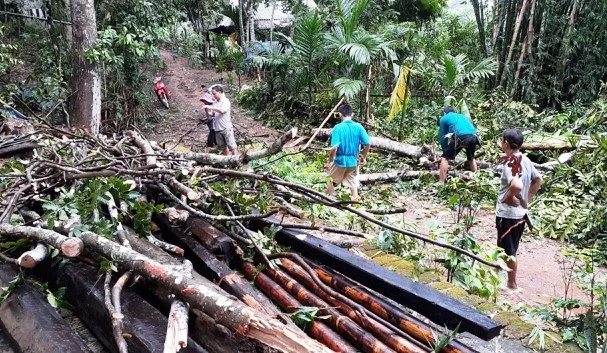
[240, 262, 357, 353]
[262, 266, 397, 353]
[312, 265, 474, 353]
[278, 258, 429, 353]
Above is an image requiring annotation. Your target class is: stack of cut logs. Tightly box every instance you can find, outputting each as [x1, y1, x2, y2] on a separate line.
[0, 118, 501, 353]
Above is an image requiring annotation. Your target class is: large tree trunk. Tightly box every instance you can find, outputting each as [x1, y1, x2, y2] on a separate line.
[470, 0, 487, 56]
[238, 0, 246, 47]
[69, 0, 101, 135]
[499, 0, 530, 87]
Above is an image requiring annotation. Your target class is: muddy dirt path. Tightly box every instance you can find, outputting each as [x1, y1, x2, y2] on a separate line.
[397, 194, 601, 307]
[144, 50, 278, 151]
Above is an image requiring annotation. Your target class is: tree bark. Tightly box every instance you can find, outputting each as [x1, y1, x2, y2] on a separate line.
[471, 0, 487, 56]
[69, 0, 101, 135]
[278, 259, 429, 353]
[80, 231, 335, 353]
[0, 223, 83, 257]
[153, 214, 283, 316]
[499, 0, 530, 87]
[312, 129, 433, 159]
[240, 262, 358, 353]
[311, 265, 472, 353]
[238, 0, 246, 47]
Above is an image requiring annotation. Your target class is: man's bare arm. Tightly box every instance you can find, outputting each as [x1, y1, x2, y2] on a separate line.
[527, 176, 543, 203]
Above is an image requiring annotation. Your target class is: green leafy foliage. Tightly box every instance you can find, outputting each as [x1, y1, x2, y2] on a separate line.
[289, 306, 331, 330]
[0, 271, 24, 306]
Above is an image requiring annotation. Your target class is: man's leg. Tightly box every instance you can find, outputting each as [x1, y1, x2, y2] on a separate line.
[469, 159, 478, 172]
[327, 181, 335, 195]
[506, 258, 518, 289]
[439, 157, 449, 183]
[222, 148, 229, 155]
[349, 186, 358, 201]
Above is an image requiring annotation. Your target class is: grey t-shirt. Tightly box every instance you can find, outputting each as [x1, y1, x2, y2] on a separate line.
[496, 152, 541, 219]
[212, 97, 232, 132]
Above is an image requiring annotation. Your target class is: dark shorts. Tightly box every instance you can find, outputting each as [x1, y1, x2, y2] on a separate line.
[496, 216, 526, 256]
[442, 134, 479, 161]
[207, 129, 216, 147]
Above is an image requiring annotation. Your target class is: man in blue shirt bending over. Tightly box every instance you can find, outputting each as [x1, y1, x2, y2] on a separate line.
[325, 104, 371, 200]
[438, 106, 480, 183]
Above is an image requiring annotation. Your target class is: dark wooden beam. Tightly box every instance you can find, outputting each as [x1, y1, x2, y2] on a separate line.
[0, 264, 92, 353]
[249, 221, 502, 340]
[53, 263, 207, 353]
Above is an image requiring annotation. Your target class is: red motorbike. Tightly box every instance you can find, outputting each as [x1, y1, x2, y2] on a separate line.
[153, 76, 171, 108]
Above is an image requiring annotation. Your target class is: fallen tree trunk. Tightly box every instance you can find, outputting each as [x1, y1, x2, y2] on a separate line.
[177, 128, 298, 166]
[240, 262, 357, 353]
[53, 263, 206, 353]
[0, 264, 93, 353]
[312, 265, 472, 353]
[186, 217, 240, 266]
[358, 170, 470, 184]
[313, 129, 434, 160]
[78, 230, 335, 353]
[520, 142, 573, 150]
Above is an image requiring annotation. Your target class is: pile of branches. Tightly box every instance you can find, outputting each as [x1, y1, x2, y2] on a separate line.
[0, 119, 500, 353]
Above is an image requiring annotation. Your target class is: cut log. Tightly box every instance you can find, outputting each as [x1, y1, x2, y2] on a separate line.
[16, 243, 49, 268]
[0, 264, 93, 353]
[359, 170, 470, 184]
[0, 224, 83, 257]
[240, 262, 357, 353]
[153, 213, 282, 316]
[520, 142, 574, 150]
[276, 259, 429, 353]
[185, 217, 240, 266]
[79, 231, 335, 353]
[262, 265, 395, 353]
[53, 263, 207, 353]
[253, 226, 502, 340]
[313, 128, 434, 160]
[312, 265, 472, 353]
[178, 128, 297, 166]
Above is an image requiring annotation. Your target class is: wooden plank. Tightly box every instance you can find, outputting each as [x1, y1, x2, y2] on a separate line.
[250, 222, 502, 340]
[0, 264, 92, 353]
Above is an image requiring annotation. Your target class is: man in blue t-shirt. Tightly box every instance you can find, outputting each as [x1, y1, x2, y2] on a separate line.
[325, 104, 370, 200]
[438, 106, 480, 183]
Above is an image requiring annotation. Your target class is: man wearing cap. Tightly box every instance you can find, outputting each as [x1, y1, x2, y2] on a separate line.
[437, 106, 479, 183]
[202, 85, 237, 155]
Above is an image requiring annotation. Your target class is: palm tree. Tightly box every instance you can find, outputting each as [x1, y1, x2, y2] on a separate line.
[281, 12, 325, 108]
[422, 53, 498, 96]
[325, 0, 398, 103]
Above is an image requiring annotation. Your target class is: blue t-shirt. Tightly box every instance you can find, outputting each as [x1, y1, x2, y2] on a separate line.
[330, 119, 370, 168]
[438, 112, 477, 149]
